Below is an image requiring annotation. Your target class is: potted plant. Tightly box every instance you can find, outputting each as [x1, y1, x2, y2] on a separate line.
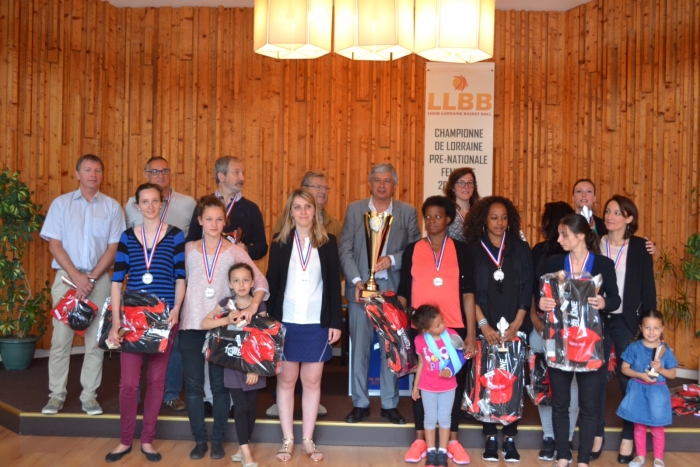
[0, 169, 51, 370]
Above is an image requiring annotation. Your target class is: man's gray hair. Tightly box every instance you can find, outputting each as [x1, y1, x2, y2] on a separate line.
[214, 156, 242, 183]
[368, 163, 398, 185]
[145, 156, 168, 170]
[301, 170, 328, 188]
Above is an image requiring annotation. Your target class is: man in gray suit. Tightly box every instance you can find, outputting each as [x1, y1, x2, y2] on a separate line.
[339, 163, 421, 424]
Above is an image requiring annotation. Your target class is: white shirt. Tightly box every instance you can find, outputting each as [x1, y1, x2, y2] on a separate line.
[600, 236, 627, 314]
[125, 189, 196, 236]
[41, 190, 125, 270]
[282, 236, 323, 324]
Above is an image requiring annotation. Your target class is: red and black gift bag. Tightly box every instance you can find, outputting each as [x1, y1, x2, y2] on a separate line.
[526, 350, 552, 406]
[363, 290, 416, 378]
[463, 333, 526, 425]
[97, 290, 171, 353]
[540, 272, 605, 372]
[203, 315, 285, 377]
[51, 289, 98, 337]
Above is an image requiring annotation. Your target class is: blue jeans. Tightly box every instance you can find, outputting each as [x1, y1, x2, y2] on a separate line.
[163, 332, 184, 402]
[179, 330, 229, 445]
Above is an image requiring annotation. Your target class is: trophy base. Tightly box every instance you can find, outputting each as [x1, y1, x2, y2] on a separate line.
[361, 289, 379, 298]
[646, 369, 658, 378]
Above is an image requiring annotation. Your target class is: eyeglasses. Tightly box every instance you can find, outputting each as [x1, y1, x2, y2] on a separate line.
[145, 169, 171, 175]
[304, 184, 331, 192]
[455, 181, 474, 188]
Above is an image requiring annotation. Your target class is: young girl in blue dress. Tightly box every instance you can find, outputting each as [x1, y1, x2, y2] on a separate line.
[616, 309, 677, 467]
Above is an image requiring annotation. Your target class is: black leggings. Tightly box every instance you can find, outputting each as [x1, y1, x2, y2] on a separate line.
[229, 388, 258, 445]
[411, 327, 468, 433]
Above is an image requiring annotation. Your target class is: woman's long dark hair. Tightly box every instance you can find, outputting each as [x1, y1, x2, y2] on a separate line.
[559, 213, 601, 254]
[540, 202, 574, 257]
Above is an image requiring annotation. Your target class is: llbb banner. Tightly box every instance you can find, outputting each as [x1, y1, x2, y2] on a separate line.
[424, 63, 495, 200]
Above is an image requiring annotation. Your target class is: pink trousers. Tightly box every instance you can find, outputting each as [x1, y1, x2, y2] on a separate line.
[634, 423, 665, 460]
[119, 329, 175, 446]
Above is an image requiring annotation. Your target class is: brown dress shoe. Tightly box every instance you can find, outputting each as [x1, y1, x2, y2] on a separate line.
[165, 398, 186, 411]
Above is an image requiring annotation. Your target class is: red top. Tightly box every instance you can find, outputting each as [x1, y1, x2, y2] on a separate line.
[411, 238, 463, 329]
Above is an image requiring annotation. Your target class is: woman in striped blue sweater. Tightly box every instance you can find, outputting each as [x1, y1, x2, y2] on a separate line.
[105, 183, 186, 463]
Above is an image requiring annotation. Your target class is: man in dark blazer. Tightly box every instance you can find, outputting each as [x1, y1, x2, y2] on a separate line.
[339, 163, 420, 424]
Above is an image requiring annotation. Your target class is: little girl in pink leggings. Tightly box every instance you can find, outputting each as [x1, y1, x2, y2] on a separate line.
[616, 310, 677, 467]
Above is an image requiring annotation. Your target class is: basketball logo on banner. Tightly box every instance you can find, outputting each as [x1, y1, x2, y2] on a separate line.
[424, 63, 495, 200]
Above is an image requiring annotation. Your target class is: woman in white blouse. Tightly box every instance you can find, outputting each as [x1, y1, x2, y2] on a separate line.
[265, 189, 343, 463]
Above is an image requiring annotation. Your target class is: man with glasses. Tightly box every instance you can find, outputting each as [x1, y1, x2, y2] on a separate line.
[339, 163, 420, 425]
[272, 170, 343, 239]
[124, 156, 196, 412]
[186, 156, 267, 260]
[265, 170, 343, 417]
[125, 157, 196, 236]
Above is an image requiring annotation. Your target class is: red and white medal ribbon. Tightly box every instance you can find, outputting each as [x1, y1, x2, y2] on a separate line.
[606, 238, 626, 271]
[159, 189, 172, 222]
[294, 231, 312, 278]
[215, 190, 239, 217]
[141, 219, 164, 284]
[428, 235, 448, 286]
[202, 236, 223, 298]
[567, 250, 590, 277]
[456, 209, 465, 223]
[481, 234, 506, 281]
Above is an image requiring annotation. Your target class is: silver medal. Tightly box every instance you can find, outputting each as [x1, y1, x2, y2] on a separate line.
[142, 272, 153, 285]
[493, 268, 505, 281]
[205, 286, 216, 299]
[433, 276, 443, 287]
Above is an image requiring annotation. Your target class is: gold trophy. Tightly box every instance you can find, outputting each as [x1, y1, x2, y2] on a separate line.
[361, 211, 393, 298]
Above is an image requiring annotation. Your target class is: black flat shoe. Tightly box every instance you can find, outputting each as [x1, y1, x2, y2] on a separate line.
[141, 447, 162, 462]
[380, 408, 406, 425]
[189, 442, 208, 460]
[345, 407, 370, 423]
[590, 437, 605, 460]
[105, 445, 132, 463]
[618, 453, 634, 464]
[210, 443, 225, 459]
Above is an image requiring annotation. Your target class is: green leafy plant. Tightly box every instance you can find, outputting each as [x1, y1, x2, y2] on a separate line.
[0, 169, 51, 338]
[656, 240, 700, 338]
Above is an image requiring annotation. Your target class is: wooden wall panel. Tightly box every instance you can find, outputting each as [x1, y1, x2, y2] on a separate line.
[1, 0, 699, 366]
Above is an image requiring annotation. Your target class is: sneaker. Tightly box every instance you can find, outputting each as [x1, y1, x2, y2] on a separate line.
[538, 437, 555, 461]
[482, 436, 499, 462]
[436, 450, 448, 467]
[164, 398, 186, 411]
[629, 456, 646, 467]
[82, 399, 103, 416]
[318, 403, 327, 415]
[447, 440, 471, 465]
[266, 403, 279, 417]
[425, 450, 438, 467]
[502, 436, 520, 463]
[404, 439, 427, 463]
[41, 398, 64, 415]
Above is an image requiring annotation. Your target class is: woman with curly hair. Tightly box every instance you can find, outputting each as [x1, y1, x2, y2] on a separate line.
[462, 196, 533, 463]
[443, 168, 480, 243]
